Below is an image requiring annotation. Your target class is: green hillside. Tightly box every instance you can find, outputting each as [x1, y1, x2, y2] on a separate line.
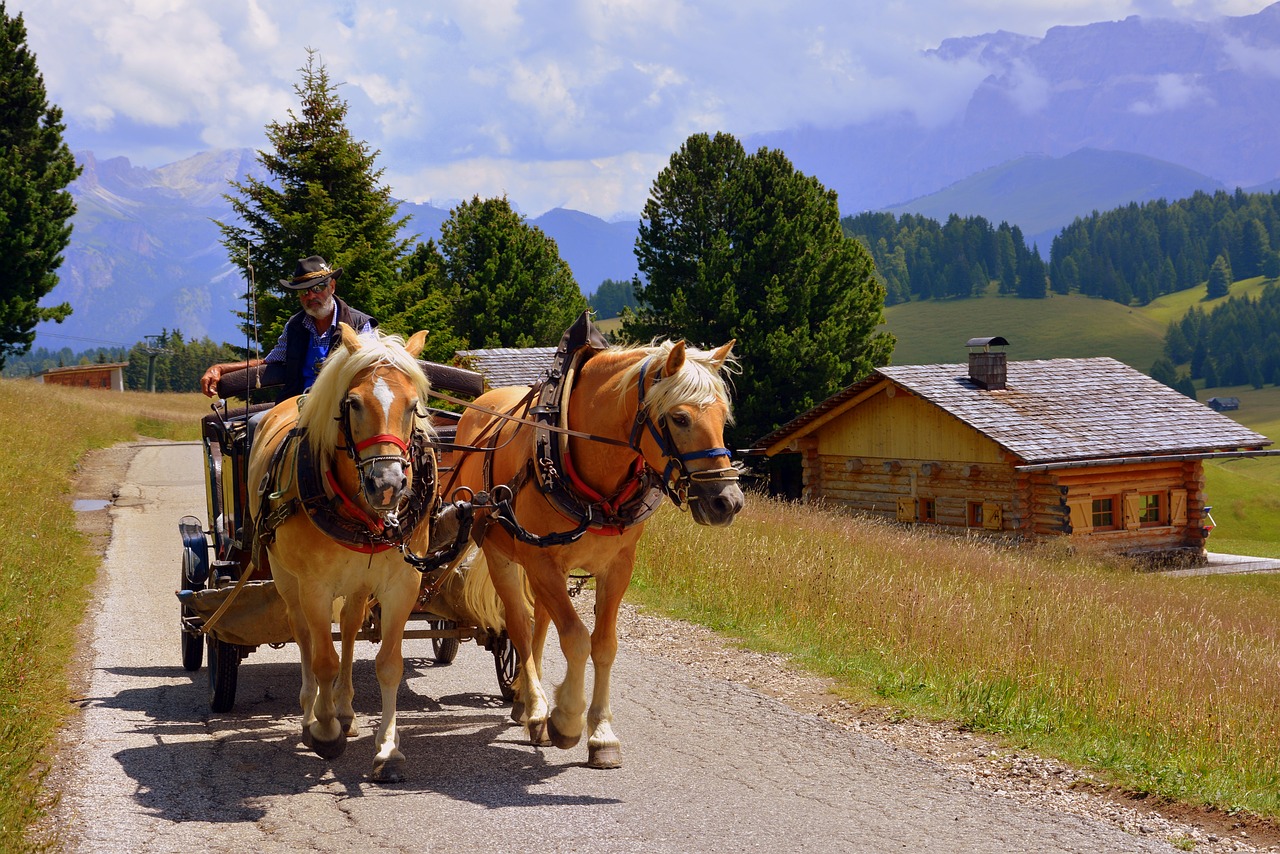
[882, 276, 1274, 370]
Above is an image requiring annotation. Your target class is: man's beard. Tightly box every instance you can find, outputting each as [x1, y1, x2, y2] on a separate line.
[303, 294, 336, 320]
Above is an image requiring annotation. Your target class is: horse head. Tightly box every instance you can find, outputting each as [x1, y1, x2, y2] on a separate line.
[301, 324, 432, 522]
[630, 338, 744, 527]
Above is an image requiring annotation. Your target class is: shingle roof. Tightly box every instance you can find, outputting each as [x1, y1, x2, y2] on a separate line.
[456, 347, 556, 389]
[760, 356, 1271, 464]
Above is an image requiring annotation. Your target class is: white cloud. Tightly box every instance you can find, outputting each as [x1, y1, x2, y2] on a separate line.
[1128, 72, 1212, 114]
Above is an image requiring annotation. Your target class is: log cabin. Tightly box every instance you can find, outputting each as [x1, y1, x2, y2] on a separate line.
[37, 361, 128, 391]
[757, 339, 1272, 560]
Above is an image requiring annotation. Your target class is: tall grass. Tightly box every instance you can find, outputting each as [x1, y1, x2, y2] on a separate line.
[0, 379, 203, 851]
[632, 497, 1280, 817]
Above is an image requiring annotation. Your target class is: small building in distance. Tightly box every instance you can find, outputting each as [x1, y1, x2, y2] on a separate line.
[1207, 396, 1240, 412]
[38, 362, 128, 392]
[757, 338, 1271, 560]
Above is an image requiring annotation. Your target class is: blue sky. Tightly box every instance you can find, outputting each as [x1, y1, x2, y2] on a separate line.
[11, 0, 1275, 219]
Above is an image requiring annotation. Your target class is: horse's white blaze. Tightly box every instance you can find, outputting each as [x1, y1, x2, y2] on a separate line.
[372, 375, 395, 423]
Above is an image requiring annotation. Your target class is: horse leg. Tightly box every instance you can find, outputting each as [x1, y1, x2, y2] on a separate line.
[486, 550, 550, 745]
[537, 575, 591, 752]
[585, 554, 635, 769]
[511, 597, 551, 731]
[298, 590, 346, 760]
[275, 572, 322, 745]
[336, 594, 367, 738]
[369, 577, 416, 784]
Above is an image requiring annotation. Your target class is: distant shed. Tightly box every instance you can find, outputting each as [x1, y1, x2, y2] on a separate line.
[38, 362, 128, 391]
[757, 341, 1272, 560]
[1207, 397, 1240, 412]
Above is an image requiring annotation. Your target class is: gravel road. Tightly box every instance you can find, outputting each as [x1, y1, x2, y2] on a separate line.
[41, 440, 1279, 853]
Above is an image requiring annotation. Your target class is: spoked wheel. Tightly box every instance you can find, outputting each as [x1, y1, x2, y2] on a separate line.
[207, 635, 241, 713]
[492, 632, 518, 702]
[181, 610, 204, 672]
[430, 620, 460, 664]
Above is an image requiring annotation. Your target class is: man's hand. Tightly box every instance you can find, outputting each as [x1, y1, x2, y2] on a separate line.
[200, 366, 222, 397]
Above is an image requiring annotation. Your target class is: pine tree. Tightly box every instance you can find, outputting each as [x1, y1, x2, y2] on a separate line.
[0, 3, 79, 369]
[1206, 254, 1233, 299]
[216, 50, 411, 346]
[627, 132, 894, 449]
[439, 196, 586, 348]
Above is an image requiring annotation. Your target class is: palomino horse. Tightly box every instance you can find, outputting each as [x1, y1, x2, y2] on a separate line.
[247, 323, 433, 782]
[453, 313, 743, 768]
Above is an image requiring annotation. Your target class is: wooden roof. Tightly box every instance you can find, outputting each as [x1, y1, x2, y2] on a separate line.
[759, 356, 1271, 464]
[456, 347, 556, 389]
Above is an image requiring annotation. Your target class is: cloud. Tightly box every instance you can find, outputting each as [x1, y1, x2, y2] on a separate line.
[1128, 72, 1213, 114]
[12, 0, 1275, 217]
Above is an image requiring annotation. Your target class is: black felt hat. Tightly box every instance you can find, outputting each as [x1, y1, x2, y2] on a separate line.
[280, 255, 342, 289]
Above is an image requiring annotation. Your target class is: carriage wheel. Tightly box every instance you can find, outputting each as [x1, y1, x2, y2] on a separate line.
[429, 620, 460, 664]
[179, 538, 207, 672]
[181, 611, 204, 672]
[207, 635, 240, 713]
[492, 633, 518, 702]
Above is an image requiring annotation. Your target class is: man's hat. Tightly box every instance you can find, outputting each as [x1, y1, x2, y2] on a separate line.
[281, 255, 342, 289]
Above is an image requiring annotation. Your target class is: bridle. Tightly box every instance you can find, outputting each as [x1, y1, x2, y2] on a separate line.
[626, 355, 740, 509]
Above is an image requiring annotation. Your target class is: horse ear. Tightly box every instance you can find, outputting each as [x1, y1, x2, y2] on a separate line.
[405, 330, 428, 358]
[710, 339, 736, 372]
[664, 340, 686, 375]
[338, 322, 363, 354]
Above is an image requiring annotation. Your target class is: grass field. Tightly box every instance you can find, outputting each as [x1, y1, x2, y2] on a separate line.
[0, 380, 204, 853]
[880, 276, 1273, 371]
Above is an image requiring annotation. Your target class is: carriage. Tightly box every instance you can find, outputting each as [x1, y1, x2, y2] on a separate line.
[174, 314, 743, 778]
[176, 354, 518, 714]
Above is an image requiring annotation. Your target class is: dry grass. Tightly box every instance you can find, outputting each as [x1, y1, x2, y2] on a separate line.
[0, 380, 203, 851]
[632, 496, 1280, 817]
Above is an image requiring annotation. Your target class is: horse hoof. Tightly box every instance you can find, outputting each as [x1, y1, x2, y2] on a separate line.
[305, 728, 347, 760]
[371, 759, 405, 784]
[510, 700, 525, 724]
[527, 719, 551, 746]
[588, 743, 623, 769]
[341, 717, 358, 738]
[546, 717, 581, 750]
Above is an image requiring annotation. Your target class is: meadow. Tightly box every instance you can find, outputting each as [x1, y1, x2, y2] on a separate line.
[0, 380, 204, 852]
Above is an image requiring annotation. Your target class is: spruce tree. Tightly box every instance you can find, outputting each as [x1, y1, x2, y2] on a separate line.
[217, 50, 412, 346]
[439, 195, 586, 348]
[0, 2, 79, 370]
[627, 132, 895, 449]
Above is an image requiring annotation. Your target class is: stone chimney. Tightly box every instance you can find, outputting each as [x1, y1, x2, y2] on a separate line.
[966, 336, 1009, 390]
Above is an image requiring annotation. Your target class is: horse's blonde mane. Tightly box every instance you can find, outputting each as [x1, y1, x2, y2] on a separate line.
[612, 340, 736, 422]
[297, 329, 433, 459]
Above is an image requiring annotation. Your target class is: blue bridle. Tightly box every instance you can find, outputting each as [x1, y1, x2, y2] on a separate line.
[626, 356, 738, 508]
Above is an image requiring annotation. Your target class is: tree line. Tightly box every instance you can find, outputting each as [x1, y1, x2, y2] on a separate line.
[842, 212, 1047, 304]
[1159, 283, 1280, 393]
[1050, 189, 1280, 305]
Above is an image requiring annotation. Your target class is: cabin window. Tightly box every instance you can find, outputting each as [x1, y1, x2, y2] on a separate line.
[967, 501, 983, 527]
[1091, 496, 1118, 531]
[1139, 493, 1163, 526]
[918, 497, 937, 523]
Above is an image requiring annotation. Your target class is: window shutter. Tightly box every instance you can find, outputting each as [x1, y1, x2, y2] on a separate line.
[897, 497, 917, 522]
[1067, 499, 1092, 533]
[1123, 492, 1141, 530]
[982, 503, 1003, 530]
[1169, 489, 1187, 526]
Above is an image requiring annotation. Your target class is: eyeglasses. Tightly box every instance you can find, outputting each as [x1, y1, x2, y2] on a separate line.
[301, 282, 331, 295]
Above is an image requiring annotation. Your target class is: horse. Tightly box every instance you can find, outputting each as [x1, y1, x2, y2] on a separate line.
[452, 313, 743, 768]
[246, 323, 434, 783]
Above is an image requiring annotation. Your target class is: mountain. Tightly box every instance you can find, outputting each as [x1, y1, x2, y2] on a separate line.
[883, 149, 1226, 250]
[749, 4, 1280, 218]
[38, 152, 641, 350]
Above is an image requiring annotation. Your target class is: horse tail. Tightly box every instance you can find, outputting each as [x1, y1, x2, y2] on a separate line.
[460, 547, 534, 631]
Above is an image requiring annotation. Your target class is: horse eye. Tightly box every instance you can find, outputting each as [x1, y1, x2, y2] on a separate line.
[671, 412, 691, 428]
[346, 395, 362, 411]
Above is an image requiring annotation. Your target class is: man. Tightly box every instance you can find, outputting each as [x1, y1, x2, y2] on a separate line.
[200, 255, 376, 399]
